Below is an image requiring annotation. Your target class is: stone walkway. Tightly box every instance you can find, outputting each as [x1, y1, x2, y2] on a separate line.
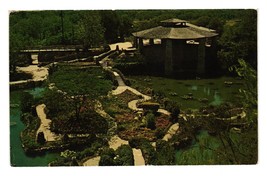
[83, 156, 101, 166]
[113, 72, 126, 86]
[108, 135, 129, 150]
[132, 148, 145, 166]
[16, 65, 48, 82]
[162, 123, 179, 141]
[36, 104, 61, 142]
[10, 65, 49, 87]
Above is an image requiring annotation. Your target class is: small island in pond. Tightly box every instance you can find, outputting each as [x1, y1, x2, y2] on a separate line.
[10, 10, 257, 166]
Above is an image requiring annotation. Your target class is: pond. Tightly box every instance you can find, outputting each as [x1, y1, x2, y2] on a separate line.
[10, 87, 59, 166]
[129, 76, 245, 164]
[129, 76, 244, 109]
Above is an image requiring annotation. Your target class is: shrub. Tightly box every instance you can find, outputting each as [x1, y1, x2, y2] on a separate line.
[146, 112, 156, 130]
[113, 62, 146, 76]
[10, 71, 32, 82]
[99, 155, 115, 166]
[21, 92, 34, 113]
[115, 145, 134, 166]
[154, 140, 175, 165]
[77, 148, 95, 160]
[166, 101, 180, 123]
[155, 128, 165, 139]
[99, 148, 116, 166]
[129, 137, 147, 148]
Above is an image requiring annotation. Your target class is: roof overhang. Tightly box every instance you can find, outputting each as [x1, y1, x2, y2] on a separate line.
[132, 19, 218, 40]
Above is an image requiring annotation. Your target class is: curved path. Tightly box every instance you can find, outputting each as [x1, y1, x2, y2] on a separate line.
[86, 48, 180, 165]
[36, 104, 61, 142]
[132, 148, 145, 165]
[83, 156, 101, 166]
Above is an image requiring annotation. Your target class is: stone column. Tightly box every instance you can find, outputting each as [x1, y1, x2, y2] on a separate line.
[139, 38, 144, 53]
[31, 53, 39, 65]
[133, 37, 138, 48]
[149, 38, 154, 45]
[197, 38, 206, 74]
[165, 39, 173, 75]
[174, 40, 184, 71]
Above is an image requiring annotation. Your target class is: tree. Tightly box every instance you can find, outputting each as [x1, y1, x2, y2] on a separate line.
[21, 92, 34, 113]
[166, 101, 180, 123]
[218, 10, 257, 71]
[100, 11, 120, 43]
[146, 112, 156, 130]
[118, 15, 133, 41]
[99, 148, 116, 166]
[230, 59, 257, 120]
[76, 11, 105, 49]
[48, 67, 112, 120]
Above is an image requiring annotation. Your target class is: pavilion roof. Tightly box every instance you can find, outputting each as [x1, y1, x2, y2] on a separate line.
[132, 18, 218, 40]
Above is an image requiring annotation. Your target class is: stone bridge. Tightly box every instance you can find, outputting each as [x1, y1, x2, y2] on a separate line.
[20, 42, 133, 65]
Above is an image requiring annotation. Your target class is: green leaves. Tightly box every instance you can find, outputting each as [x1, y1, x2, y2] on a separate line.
[218, 10, 257, 70]
[77, 11, 105, 48]
[229, 58, 257, 125]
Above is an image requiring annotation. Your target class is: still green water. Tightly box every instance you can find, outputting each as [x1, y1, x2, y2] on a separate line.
[130, 76, 243, 109]
[129, 76, 244, 164]
[10, 88, 59, 166]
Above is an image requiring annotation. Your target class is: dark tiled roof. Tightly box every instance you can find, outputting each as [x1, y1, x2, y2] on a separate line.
[132, 19, 218, 39]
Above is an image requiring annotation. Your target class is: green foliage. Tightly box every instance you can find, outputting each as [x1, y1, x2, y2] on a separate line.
[60, 150, 76, 158]
[154, 140, 175, 165]
[166, 101, 180, 123]
[114, 145, 134, 166]
[43, 89, 69, 118]
[20, 92, 34, 113]
[77, 11, 105, 48]
[99, 148, 116, 166]
[229, 58, 257, 127]
[49, 66, 112, 98]
[48, 66, 112, 120]
[51, 110, 108, 134]
[145, 112, 156, 130]
[10, 70, 32, 82]
[193, 16, 225, 34]
[20, 113, 41, 151]
[230, 59, 257, 109]
[218, 10, 257, 71]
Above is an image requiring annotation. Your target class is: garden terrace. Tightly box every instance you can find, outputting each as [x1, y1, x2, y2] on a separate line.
[116, 111, 171, 142]
[101, 90, 140, 117]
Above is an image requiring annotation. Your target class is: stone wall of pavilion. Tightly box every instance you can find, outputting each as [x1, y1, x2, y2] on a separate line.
[139, 38, 217, 76]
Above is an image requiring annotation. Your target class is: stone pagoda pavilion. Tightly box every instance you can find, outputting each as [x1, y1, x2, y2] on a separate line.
[132, 18, 218, 76]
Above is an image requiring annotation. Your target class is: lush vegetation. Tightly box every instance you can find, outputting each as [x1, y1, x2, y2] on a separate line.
[99, 145, 134, 166]
[44, 66, 112, 133]
[10, 10, 256, 75]
[10, 9, 257, 166]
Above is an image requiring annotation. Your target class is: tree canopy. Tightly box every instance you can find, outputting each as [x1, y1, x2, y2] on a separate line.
[10, 9, 257, 73]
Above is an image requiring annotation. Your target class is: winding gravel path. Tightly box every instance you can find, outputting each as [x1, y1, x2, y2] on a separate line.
[36, 104, 61, 142]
